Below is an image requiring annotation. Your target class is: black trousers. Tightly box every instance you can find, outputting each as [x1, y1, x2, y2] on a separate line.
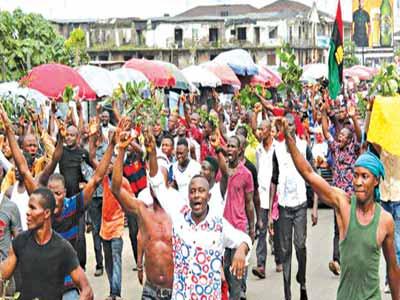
[333, 213, 340, 263]
[279, 203, 307, 300]
[126, 212, 139, 263]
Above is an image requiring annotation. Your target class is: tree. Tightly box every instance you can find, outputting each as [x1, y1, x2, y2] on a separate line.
[65, 28, 90, 66]
[343, 40, 359, 68]
[0, 9, 71, 81]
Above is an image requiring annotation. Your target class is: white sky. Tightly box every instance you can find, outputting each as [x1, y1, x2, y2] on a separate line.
[0, 0, 352, 21]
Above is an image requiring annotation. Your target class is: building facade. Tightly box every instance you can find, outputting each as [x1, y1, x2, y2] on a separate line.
[52, 0, 352, 68]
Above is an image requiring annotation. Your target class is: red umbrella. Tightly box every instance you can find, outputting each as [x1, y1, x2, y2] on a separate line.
[201, 62, 241, 88]
[123, 58, 175, 88]
[250, 65, 281, 87]
[22, 63, 97, 100]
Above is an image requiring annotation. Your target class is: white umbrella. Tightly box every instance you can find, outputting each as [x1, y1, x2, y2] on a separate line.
[77, 65, 118, 97]
[182, 65, 222, 88]
[110, 68, 149, 86]
[301, 63, 328, 82]
[213, 49, 258, 76]
[0, 81, 48, 108]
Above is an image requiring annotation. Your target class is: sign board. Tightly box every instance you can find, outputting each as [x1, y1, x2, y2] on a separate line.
[352, 0, 394, 48]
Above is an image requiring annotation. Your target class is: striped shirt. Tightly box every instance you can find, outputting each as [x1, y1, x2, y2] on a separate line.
[52, 192, 85, 291]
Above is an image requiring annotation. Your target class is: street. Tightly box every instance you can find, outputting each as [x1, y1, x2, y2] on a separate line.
[86, 208, 392, 299]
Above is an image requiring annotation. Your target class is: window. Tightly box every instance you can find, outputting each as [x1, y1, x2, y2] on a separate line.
[254, 27, 260, 44]
[237, 27, 247, 41]
[230, 29, 236, 35]
[136, 29, 143, 46]
[209, 28, 219, 42]
[220, 11, 229, 17]
[269, 27, 278, 39]
[174, 28, 183, 48]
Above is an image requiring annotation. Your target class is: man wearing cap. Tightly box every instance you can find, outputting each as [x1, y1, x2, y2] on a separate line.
[283, 119, 400, 300]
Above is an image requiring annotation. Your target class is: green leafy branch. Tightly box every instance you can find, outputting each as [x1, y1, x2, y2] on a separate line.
[276, 44, 303, 100]
[369, 64, 400, 97]
[238, 85, 271, 110]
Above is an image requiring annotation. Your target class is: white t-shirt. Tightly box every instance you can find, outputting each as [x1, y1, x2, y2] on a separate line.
[174, 137, 201, 162]
[171, 159, 201, 202]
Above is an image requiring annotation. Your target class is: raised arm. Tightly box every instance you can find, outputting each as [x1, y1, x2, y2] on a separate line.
[283, 120, 347, 211]
[82, 131, 116, 207]
[348, 103, 362, 143]
[0, 109, 37, 194]
[111, 132, 141, 215]
[111, 100, 121, 123]
[321, 105, 332, 141]
[38, 133, 64, 186]
[76, 100, 85, 132]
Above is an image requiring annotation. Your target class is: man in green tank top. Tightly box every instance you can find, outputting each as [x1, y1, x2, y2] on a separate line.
[280, 119, 399, 300]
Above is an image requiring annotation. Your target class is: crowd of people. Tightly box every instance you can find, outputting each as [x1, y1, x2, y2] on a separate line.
[0, 79, 398, 300]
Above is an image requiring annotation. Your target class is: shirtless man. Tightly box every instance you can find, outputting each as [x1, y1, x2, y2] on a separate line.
[111, 131, 173, 300]
[282, 119, 400, 300]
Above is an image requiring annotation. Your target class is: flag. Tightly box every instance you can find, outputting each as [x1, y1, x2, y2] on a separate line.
[367, 95, 400, 156]
[328, 0, 343, 100]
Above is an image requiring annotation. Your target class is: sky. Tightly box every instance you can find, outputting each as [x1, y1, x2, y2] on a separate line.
[0, 0, 353, 21]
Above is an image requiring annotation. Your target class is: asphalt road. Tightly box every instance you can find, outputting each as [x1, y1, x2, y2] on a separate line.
[85, 208, 392, 300]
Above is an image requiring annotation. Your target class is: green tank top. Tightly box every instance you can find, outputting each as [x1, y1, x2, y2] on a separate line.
[337, 197, 382, 300]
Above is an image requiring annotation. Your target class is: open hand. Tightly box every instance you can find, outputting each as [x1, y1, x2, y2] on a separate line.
[55, 118, 67, 138]
[88, 118, 99, 137]
[253, 102, 262, 113]
[347, 103, 356, 118]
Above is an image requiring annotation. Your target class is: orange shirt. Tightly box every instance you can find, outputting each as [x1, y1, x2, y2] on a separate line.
[100, 176, 130, 240]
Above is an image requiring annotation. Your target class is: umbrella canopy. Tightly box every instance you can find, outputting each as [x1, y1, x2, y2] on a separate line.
[77, 65, 118, 97]
[213, 49, 258, 76]
[201, 62, 241, 89]
[344, 67, 371, 81]
[182, 65, 222, 88]
[110, 68, 149, 86]
[301, 63, 328, 82]
[156, 61, 191, 91]
[123, 58, 175, 88]
[22, 63, 97, 100]
[250, 65, 282, 87]
[0, 81, 47, 108]
[349, 65, 377, 79]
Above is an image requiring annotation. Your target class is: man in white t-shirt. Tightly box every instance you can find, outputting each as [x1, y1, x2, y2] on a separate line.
[169, 138, 201, 203]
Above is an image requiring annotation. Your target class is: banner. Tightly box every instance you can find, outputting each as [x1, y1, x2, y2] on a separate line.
[352, 0, 393, 48]
[367, 95, 400, 156]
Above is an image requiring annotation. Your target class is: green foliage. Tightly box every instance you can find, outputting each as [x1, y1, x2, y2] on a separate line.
[64, 28, 89, 66]
[1, 96, 32, 122]
[356, 92, 368, 119]
[195, 108, 218, 130]
[276, 44, 303, 100]
[344, 40, 360, 68]
[0, 9, 72, 81]
[239, 85, 271, 110]
[108, 82, 164, 127]
[369, 64, 400, 97]
[62, 85, 76, 103]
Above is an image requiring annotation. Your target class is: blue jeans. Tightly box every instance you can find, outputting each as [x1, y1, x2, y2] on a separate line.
[62, 289, 79, 300]
[88, 197, 104, 270]
[381, 201, 400, 264]
[103, 238, 123, 297]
